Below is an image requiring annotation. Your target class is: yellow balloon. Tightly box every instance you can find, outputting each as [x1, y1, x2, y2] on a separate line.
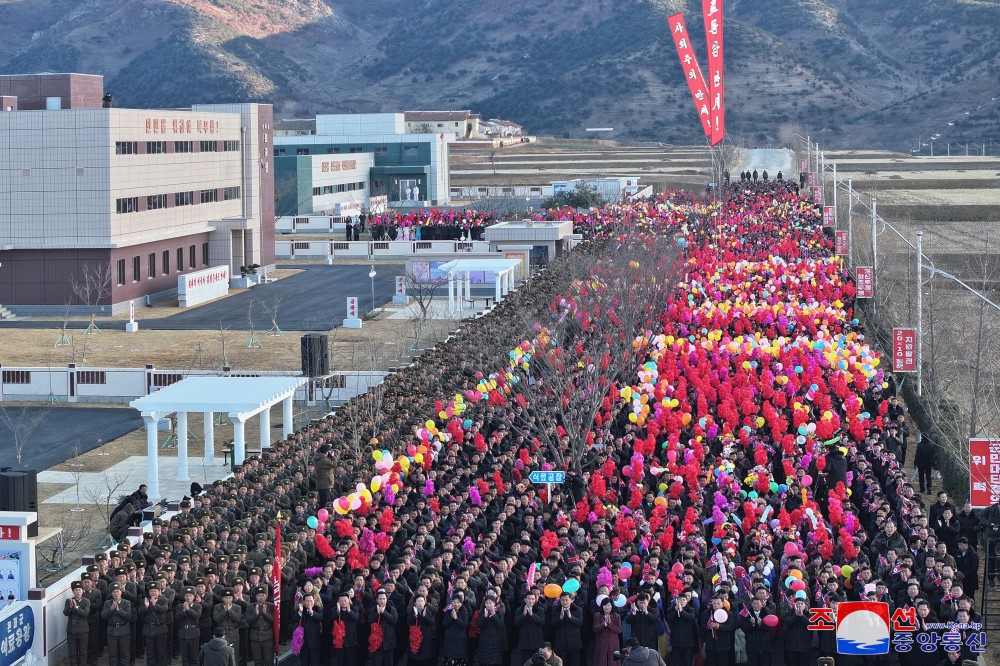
[414, 453, 424, 464]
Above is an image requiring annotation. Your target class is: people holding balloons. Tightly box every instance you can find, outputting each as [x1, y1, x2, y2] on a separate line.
[701, 595, 736, 666]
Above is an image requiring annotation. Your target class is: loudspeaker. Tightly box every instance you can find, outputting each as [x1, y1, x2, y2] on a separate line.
[300, 333, 329, 377]
[0, 469, 38, 512]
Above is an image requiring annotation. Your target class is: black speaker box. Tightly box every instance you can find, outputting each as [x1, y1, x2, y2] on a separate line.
[0, 469, 38, 512]
[300, 333, 329, 377]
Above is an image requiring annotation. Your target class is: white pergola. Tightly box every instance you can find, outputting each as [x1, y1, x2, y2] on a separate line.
[129, 376, 306, 500]
[438, 258, 521, 313]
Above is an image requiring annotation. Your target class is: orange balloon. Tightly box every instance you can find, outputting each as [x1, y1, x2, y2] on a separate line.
[789, 569, 803, 580]
[544, 583, 562, 599]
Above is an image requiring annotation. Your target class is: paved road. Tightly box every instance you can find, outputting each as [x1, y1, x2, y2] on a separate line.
[145, 264, 402, 331]
[0, 264, 403, 332]
[738, 148, 794, 179]
[0, 406, 143, 471]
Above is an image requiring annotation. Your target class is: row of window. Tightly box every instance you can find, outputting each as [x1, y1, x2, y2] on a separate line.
[277, 146, 401, 156]
[115, 187, 240, 214]
[115, 141, 240, 155]
[1, 370, 107, 385]
[116, 243, 209, 285]
[312, 182, 366, 196]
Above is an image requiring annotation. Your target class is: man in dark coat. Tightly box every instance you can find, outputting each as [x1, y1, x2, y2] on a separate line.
[700, 594, 736, 666]
[367, 588, 398, 666]
[914, 434, 936, 493]
[213, 589, 243, 666]
[476, 596, 506, 666]
[955, 538, 980, 599]
[665, 592, 698, 666]
[102, 583, 133, 666]
[514, 590, 546, 666]
[246, 586, 275, 666]
[200, 627, 237, 666]
[624, 593, 659, 650]
[739, 597, 773, 666]
[65, 581, 91, 666]
[782, 598, 810, 666]
[551, 592, 583, 666]
[175, 587, 202, 666]
[329, 592, 360, 666]
[141, 585, 171, 666]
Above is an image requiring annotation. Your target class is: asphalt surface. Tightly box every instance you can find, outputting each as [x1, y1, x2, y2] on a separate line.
[0, 264, 403, 332]
[0, 406, 143, 471]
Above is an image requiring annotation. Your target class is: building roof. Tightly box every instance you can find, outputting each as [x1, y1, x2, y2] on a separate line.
[405, 110, 478, 122]
[130, 376, 306, 420]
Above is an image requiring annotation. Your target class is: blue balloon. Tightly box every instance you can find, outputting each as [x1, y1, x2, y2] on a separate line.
[307, 516, 319, 529]
[563, 579, 581, 594]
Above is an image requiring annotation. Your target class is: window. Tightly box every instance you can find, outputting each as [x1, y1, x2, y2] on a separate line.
[189, 245, 196, 269]
[115, 197, 138, 214]
[152, 373, 183, 388]
[174, 191, 193, 206]
[223, 186, 241, 200]
[146, 141, 166, 154]
[174, 141, 193, 153]
[375, 146, 388, 155]
[200, 140, 217, 152]
[322, 186, 333, 195]
[437, 123, 443, 128]
[312, 187, 321, 196]
[162, 250, 170, 275]
[115, 141, 137, 155]
[337, 184, 346, 193]
[296, 148, 309, 155]
[275, 148, 286, 156]
[147, 194, 166, 210]
[349, 147, 362, 153]
[200, 189, 218, 204]
[223, 140, 240, 151]
[132, 256, 141, 282]
[372, 179, 385, 190]
[403, 146, 418, 157]
[177, 248, 184, 272]
[116, 259, 126, 286]
[77, 371, 107, 385]
[147, 253, 156, 279]
[2, 370, 30, 384]
[357, 181, 366, 190]
[202, 242, 209, 266]
[331, 147, 341, 154]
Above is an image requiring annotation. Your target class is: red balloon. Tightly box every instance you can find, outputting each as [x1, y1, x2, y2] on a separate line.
[763, 615, 779, 627]
[783, 542, 798, 557]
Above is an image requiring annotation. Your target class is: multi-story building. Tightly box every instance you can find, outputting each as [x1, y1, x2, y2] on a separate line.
[0, 73, 274, 315]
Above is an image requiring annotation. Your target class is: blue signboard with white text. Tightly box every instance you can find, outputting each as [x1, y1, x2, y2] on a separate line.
[529, 470, 565, 484]
[0, 603, 34, 666]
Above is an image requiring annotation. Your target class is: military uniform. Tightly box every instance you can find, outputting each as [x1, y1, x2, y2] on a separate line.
[82, 578, 103, 666]
[175, 591, 203, 666]
[141, 593, 171, 666]
[213, 593, 244, 665]
[101, 587, 134, 666]
[64, 586, 91, 666]
[246, 592, 275, 666]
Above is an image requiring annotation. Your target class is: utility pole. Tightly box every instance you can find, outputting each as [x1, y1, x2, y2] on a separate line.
[832, 162, 838, 227]
[871, 198, 878, 317]
[916, 230, 923, 397]
[847, 178, 853, 269]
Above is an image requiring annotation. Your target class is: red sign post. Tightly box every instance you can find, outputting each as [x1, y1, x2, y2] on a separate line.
[892, 328, 917, 372]
[822, 206, 834, 228]
[808, 172, 817, 187]
[855, 266, 874, 298]
[812, 186, 824, 203]
[970, 439, 1000, 508]
[835, 230, 849, 256]
[801, 159, 808, 171]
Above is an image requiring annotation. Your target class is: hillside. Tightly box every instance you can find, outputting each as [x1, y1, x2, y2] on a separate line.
[0, 0, 998, 149]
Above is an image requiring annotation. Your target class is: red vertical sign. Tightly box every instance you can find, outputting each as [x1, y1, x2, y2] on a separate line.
[273, 513, 282, 651]
[855, 266, 873, 298]
[822, 206, 834, 228]
[808, 172, 817, 187]
[969, 439, 1000, 508]
[892, 328, 917, 372]
[668, 14, 712, 138]
[812, 186, 824, 203]
[835, 230, 849, 255]
[800, 159, 808, 171]
[702, 0, 724, 146]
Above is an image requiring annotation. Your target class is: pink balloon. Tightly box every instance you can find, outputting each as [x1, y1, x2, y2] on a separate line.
[763, 615, 779, 627]
[619, 567, 632, 581]
[667, 450, 677, 463]
[713, 609, 728, 623]
[790, 580, 806, 592]
[317, 508, 329, 522]
[802, 474, 813, 487]
[783, 542, 798, 557]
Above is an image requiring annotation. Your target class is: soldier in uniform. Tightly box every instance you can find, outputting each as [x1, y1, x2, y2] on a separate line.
[214, 588, 244, 665]
[82, 572, 104, 666]
[102, 582, 134, 666]
[176, 587, 203, 666]
[141, 584, 171, 666]
[195, 577, 216, 646]
[64, 581, 91, 666]
[246, 586, 275, 666]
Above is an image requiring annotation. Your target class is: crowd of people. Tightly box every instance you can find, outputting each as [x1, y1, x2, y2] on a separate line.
[356, 210, 495, 242]
[64, 180, 993, 666]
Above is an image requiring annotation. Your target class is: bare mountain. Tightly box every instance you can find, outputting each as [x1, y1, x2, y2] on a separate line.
[1, 0, 998, 149]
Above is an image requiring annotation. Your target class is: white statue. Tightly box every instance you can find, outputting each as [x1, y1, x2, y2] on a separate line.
[412, 185, 420, 201]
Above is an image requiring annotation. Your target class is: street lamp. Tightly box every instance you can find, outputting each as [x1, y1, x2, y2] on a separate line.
[369, 265, 377, 314]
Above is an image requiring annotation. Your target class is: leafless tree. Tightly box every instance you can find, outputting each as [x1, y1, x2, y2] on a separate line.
[83, 468, 133, 534]
[71, 261, 113, 335]
[0, 404, 52, 466]
[405, 266, 451, 350]
[247, 298, 263, 348]
[69, 444, 87, 512]
[40, 511, 94, 574]
[338, 338, 389, 465]
[264, 295, 285, 337]
[56, 300, 73, 347]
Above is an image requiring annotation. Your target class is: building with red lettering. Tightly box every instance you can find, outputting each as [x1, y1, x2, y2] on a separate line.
[274, 152, 375, 220]
[0, 73, 275, 315]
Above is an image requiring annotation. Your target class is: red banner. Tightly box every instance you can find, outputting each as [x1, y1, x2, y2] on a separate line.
[856, 266, 873, 298]
[835, 230, 849, 255]
[702, 0, 725, 146]
[668, 14, 711, 138]
[273, 513, 282, 652]
[892, 328, 917, 372]
[822, 206, 834, 228]
[801, 159, 808, 171]
[808, 172, 817, 187]
[970, 439, 1000, 508]
[812, 186, 824, 203]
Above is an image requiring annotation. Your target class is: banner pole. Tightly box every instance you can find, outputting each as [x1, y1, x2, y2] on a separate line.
[916, 230, 923, 397]
[871, 198, 878, 317]
[847, 178, 853, 269]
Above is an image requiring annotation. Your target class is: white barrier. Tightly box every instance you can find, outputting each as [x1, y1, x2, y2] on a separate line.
[276, 240, 490, 260]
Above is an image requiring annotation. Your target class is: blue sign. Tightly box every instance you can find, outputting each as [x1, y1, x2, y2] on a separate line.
[0, 604, 34, 666]
[529, 471, 565, 484]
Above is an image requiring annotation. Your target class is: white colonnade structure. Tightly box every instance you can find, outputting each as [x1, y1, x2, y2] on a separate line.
[129, 376, 306, 500]
[440, 258, 522, 313]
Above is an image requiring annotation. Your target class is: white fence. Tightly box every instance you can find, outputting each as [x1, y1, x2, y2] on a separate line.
[276, 239, 491, 260]
[0, 365, 388, 405]
[276, 215, 350, 234]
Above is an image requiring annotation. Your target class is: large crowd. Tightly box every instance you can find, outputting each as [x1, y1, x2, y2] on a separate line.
[64, 180, 995, 666]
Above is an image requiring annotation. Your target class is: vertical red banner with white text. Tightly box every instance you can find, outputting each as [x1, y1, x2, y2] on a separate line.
[668, 14, 712, 138]
[702, 0, 725, 146]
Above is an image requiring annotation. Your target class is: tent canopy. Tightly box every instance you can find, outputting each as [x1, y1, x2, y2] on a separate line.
[130, 376, 305, 421]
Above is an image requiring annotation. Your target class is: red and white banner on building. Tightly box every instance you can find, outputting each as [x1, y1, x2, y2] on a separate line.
[822, 206, 834, 228]
[835, 230, 849, 255]
[812, 186, 824, 203]
[892, 328, 917, 372]
[808, 172, 817, 187]
[855, 266, 873, 298]
[702, 0, 725, 146]
[801, 159, 808, 171]
[668, 14, 712, 138]
[970, 439, 1000, 508]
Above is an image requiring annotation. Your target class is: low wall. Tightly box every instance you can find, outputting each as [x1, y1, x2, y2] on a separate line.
[275, 239, 491, 260]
